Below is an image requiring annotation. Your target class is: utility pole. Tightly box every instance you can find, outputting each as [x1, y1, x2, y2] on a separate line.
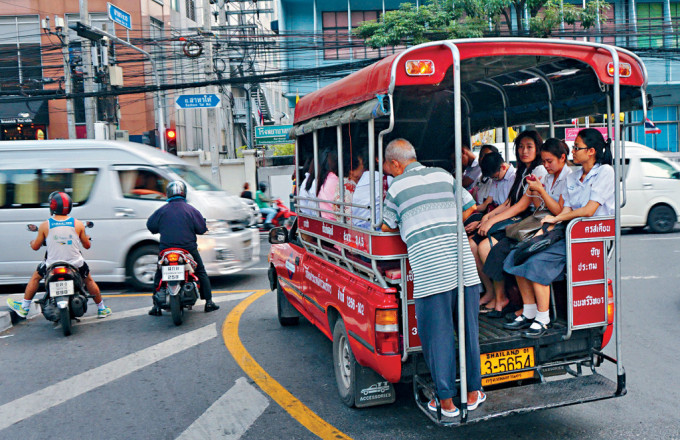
[79, 0, 96, 138]
[61, 30, 77, 140]
[217, 0, 236, 158]
[203, 0, 222, 185]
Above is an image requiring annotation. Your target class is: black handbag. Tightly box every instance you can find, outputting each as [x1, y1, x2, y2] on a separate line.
[513, 223, 566, 266]
[505, 210, 550, 242]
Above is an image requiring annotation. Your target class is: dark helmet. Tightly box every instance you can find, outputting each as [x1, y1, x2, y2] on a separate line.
[258, 182, 267, 192]
[166, 180, 187, 199]
[48, 191, 73, 215]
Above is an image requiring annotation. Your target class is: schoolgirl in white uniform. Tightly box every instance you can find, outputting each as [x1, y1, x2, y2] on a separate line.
[504, 128, 615, 338]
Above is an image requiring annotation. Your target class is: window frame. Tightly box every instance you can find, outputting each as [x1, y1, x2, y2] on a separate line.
[0, 167, 99, 209]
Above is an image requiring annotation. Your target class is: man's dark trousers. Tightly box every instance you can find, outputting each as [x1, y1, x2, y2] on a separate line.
[414, 285, 482, 400]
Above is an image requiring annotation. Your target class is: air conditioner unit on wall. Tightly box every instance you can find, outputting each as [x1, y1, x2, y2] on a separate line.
[115, 130, 129, 141]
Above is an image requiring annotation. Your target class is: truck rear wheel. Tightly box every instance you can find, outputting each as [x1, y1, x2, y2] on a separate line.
[333, 319, 356, 407]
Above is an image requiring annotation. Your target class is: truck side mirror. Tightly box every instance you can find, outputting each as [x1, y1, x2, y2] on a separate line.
[268, 226, 289, 244]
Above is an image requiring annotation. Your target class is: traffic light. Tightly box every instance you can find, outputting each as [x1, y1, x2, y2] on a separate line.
[166, 128, 177, 154]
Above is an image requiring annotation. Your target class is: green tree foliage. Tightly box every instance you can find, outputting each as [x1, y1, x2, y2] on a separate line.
[355, 0, 609, 45]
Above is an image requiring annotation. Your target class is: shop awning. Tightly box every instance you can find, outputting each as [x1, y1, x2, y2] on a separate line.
[0, 99, 49, 124]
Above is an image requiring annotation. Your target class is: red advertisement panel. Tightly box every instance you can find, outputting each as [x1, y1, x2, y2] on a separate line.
[407, 304, 421, 349]
[572, 283, 607, 327]
[569, 218, 615, 240]
[299, 216, 371, 253]
[570, 242, 605, 283]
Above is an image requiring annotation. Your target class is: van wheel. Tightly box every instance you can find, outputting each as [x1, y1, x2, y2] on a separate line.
[277, 280, 299, 326]
[333, 320, 356, 407]
[647, 205, 676, 233]
[127, 245, 159, 291]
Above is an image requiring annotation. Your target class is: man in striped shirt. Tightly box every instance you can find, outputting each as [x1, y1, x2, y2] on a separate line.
[381, 138, 486, 417]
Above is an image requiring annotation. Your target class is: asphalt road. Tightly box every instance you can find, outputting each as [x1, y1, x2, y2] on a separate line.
[1, 229, 679, 439]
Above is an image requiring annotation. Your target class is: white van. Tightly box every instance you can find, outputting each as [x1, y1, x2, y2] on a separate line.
[0, 140, 260, 289]
[474, 141, 680, 232]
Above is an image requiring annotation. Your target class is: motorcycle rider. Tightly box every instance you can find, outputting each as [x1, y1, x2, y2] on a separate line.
[255, 182, 277, 230]
[146, 180, 219, 315]
[6, 192, 111, 318]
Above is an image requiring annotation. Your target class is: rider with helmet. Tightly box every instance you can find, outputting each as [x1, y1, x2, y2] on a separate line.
[255, 182, 277, 230]
[6, 192, 111, 318]
[146, 180, 219, 315]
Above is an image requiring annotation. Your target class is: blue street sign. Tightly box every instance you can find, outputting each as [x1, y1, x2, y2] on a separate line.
[175, 94, 222, 109]
[107, 3, 132, 30]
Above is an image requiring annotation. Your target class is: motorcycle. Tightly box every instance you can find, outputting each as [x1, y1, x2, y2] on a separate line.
[153, 248, 200, 326]
[27, 222, 94, 337]
[258, 198, 297, 230]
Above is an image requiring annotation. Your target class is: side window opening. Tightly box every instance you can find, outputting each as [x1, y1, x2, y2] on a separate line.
[0, 168, 97, 209]
[119, 170, 168, 200]
[640, 158, 678, 179]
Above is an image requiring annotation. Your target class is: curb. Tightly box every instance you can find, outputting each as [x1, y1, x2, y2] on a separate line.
[0, 311, 10, 333]
[2, 295, 42, 332]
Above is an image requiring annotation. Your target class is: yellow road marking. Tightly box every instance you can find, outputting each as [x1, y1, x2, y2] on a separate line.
[222, 289, 352, 440]
[102, 289, 259, 298]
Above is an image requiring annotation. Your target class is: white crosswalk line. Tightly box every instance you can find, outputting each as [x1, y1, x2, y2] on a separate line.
[0, 323, 217, 431]
[76, 292, 254, 326]
[177, 377, 269, 440]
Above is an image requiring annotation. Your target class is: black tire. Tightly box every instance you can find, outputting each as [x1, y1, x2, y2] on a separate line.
[647, 205, 676, 233]
[170, 294, 183, 326]
[127, 244, 159, 291]
[60, 307, 72, 337]
[277, 280, 299, 326]
[332, 319, 356, 407]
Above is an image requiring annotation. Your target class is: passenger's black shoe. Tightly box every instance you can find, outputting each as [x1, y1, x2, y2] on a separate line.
[503, 315, 534, 330]
[204, 301, 220, 313]
[522, 322, 550, 338]
[148, 306, 162, 316]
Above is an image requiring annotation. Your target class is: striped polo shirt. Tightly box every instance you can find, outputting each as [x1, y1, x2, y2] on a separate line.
[383, 162, 481, 298]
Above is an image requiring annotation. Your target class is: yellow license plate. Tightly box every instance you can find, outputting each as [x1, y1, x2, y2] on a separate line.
[481, 347, 535, 386]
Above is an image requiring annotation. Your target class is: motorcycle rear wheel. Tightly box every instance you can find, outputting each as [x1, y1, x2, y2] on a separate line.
[60, 307, 72, 336]
[170, 294, 183, 326]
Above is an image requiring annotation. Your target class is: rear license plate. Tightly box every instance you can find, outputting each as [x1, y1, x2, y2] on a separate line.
[162, 265, 184, 281]
[49, 280, 74, 297]
[481, 347, 535, 386]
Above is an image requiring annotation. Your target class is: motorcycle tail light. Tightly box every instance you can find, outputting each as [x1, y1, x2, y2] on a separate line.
[53, 267, 68, 275]
[167, 253, 180, 263]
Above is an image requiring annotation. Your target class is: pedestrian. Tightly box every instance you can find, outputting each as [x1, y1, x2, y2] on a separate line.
[240, 182, 252, 200]
[381, 138, 486, 418]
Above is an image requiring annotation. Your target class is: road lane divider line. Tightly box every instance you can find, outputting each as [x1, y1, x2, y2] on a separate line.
[0, 323, 217, 432]
[77, 292, 254, 326]
[223, 290, 352, 440]
[176, 377, 269, 440]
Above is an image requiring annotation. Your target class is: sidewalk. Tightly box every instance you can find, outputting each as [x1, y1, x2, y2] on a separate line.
[0, 294, 42, 333]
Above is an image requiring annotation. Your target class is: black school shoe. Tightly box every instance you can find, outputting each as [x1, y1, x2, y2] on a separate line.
[522, 321, 551, 338]
[204, 300, 220, 313]
[503, 315, 534, 330]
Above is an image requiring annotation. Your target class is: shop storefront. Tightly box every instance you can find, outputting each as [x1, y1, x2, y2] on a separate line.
[0, 100, 49, 141]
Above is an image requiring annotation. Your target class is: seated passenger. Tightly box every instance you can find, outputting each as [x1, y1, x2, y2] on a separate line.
[503, 129, 614, 338]
[317, 150, 339, 221]
[468, 145, 498, 206]
[298, 158, 318, 216]
[481, 138, 571, 318]
[334, 149, 365, 222]
[352, 151, 393, 230]
[461, 144, 482, 190]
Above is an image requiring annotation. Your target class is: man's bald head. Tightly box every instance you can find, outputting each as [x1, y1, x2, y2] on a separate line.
[385, 138, 417, 165]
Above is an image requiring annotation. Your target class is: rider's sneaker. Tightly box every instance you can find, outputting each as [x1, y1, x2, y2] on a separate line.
[7, 298, 29, 318]
[97, 307, 112, 318]
[204, 300, 220, 313]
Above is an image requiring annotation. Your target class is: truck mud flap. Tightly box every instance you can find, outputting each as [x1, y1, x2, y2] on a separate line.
[354, 364, 396, 408]
[414, 372, 621, 426]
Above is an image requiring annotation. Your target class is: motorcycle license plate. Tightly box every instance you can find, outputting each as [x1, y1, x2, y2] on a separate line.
[49, 280, 74, 297]
[162, 265, 184, 281]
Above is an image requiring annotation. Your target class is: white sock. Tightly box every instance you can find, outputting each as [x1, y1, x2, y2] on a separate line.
[522, 304, 537, 320]
[535, 310, 550, 325]
[97, 301, 106, 310]
[21, 299, 32, 310]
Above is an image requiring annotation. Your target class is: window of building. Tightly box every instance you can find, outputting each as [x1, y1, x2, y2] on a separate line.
[0, 168, 98, 209]
[672, 2, 680, 48]
[636, 3, 663, 48]
[172, 0, 180, 11]
[186, 0, 196, 21]
[0, 16, 42, 92]
[118, 169, 168, 200]
[322, 11, 399, 60]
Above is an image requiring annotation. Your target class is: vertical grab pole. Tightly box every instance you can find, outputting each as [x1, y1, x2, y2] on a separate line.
[313, 131, 319, 216]
[374, 97, 395, 230]
[447, 41, 468, 422]
[337, 125, 345, 221]
[611, 50, 626, 396]
[295, 137, 300, 210]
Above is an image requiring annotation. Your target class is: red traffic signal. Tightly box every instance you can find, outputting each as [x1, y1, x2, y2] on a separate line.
[166, 129, 177, 141]
[165, 128, 177, 154]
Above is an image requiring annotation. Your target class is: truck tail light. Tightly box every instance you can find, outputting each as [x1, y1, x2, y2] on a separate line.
[607, 62, 632, 78]
[601, 279, 615, 349]
[405, 60, 434, 76]
[375, 309, 399, 355]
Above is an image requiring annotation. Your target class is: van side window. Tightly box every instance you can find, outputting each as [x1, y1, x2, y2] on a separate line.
[640, 158, 679, 179]
[0, 169, 97, 209]
[119, 170, 168, 200]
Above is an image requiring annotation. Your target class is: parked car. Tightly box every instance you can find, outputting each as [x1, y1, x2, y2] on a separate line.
[474, 141, 680, 232]
[0, 140, 260, 289]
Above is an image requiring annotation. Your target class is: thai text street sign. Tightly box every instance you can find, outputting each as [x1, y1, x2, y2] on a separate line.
[107, 3, 132, 30]
[175, 94, 221, 109]
[255, 125, 293, 145]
